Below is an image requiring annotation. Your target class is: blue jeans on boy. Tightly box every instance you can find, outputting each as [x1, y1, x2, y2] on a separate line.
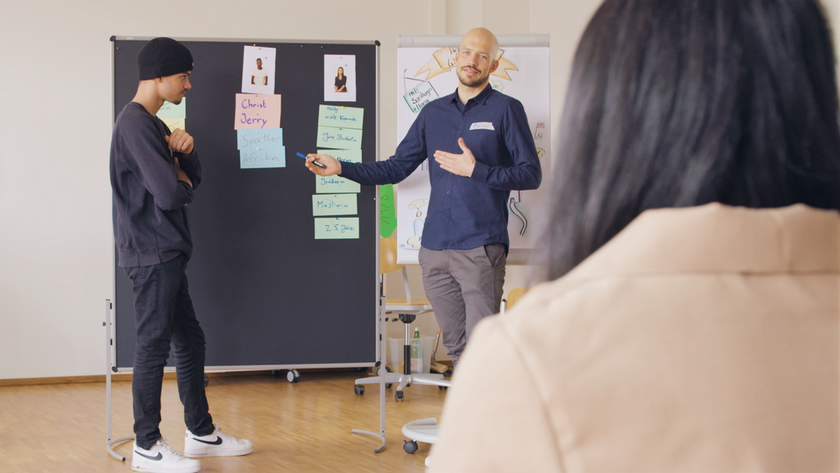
[125, 253, 215, 449]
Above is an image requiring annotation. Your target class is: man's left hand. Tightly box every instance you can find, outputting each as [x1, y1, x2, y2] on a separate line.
[434, 138, 476, 177]
[173, 158, 192, 188]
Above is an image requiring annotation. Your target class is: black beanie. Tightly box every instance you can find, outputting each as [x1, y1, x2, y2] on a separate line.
[137, 37, 194, 80]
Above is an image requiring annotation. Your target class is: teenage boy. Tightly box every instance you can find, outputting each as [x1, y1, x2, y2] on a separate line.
[110, 37, 254, 473]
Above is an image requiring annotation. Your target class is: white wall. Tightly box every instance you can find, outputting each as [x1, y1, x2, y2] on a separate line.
[0, 0, 591, 379]
[3, 0, 836, 379]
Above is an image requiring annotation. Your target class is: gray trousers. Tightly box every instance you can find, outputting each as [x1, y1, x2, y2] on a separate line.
[419, 244, 506, 365]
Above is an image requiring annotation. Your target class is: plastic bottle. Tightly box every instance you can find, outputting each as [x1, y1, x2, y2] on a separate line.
[410, 328, 424, 374]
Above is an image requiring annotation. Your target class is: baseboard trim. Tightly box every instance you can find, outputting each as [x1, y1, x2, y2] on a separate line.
[0, 370, 274, 387]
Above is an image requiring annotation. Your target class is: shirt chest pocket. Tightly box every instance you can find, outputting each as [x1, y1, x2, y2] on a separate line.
[464, 121, 505, 163]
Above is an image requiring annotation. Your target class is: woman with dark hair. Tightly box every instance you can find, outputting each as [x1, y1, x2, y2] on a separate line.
[429, 0, 840, 471]
[334, 66, 347, 92]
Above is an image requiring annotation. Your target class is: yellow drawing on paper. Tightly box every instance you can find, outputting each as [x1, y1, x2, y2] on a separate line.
[414, 48, 519, 82]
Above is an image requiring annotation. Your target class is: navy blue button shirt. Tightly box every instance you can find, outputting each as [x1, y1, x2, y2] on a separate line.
[340, 86, 542, 251]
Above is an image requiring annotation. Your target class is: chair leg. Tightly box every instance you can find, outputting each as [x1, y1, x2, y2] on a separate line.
[354, 311, 448, 400]
[399, 314, 416, 376]
[404, 322, 412, 376]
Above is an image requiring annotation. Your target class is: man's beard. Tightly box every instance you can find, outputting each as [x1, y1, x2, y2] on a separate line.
[457, 66, 488, 87]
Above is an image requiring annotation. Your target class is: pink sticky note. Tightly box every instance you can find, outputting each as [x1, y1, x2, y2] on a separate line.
[234, 93, 281, 129]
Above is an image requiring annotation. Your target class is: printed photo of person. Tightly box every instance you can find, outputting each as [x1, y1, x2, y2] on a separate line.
[252, 58, 268, 86]
[241, 45, 276, 94]
[324, 54, 356, 102]
[334, 67, 347, 92]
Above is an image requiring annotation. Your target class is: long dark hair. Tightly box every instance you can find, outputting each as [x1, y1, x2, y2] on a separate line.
[544, 0, 840, 280]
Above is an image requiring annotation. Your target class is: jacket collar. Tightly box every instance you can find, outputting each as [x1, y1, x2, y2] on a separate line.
[562, 203, 840, 285]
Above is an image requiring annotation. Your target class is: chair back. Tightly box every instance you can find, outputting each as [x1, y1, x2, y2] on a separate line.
[506, 287, 530, 309]
[380, 238, 423, 302]
[501, 287, 530, 316]
[380, 238, 403, 274]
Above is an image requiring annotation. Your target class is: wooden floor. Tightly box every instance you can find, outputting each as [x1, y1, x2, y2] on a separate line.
[0, 370, 450, 472]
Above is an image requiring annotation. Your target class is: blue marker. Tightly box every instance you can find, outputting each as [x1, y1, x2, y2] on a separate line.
[296, 152, 327, 169]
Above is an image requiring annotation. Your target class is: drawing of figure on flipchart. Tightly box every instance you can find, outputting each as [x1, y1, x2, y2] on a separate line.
[406, 198, 427, 248]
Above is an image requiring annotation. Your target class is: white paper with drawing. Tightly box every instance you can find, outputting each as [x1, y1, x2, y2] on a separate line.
[396, 43, 550, 264]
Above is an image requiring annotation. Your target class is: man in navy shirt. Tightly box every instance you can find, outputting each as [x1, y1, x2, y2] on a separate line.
[306, 28, 542, 366]
[111, 37, 253, 473]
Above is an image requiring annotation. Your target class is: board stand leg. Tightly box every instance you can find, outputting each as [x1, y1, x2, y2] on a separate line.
[351, 295, 387, 452]
[105, 299, 134, 461]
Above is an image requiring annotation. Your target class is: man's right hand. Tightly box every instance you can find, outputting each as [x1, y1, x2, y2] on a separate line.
[305, 153, 341, 176]
[166, 129, 194, 155]
[173, 158, 192, 188]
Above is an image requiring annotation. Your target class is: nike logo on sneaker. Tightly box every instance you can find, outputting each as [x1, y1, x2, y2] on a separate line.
[193, 436, 223, 445]
[135, 450, 163, 461]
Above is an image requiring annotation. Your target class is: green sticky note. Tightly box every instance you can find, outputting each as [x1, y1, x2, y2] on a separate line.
[316, 126, 362, 150]
[319, 149, 362, 163]
[315, 149, 362, 194]
[156, 98, 186, 119]
[316, 176, 360, 193]
[379, 184, 396, 238]
[314, 217, 359, 239]
[312, 194, 358, 216]
[318, 104, 364, 130]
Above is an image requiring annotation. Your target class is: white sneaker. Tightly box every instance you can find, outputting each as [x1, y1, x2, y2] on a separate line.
[184, 423, 254, 458]
[132, 438, 201, 473]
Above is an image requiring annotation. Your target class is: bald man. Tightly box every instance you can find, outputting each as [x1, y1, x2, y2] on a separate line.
[306, 28, 541, 366]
